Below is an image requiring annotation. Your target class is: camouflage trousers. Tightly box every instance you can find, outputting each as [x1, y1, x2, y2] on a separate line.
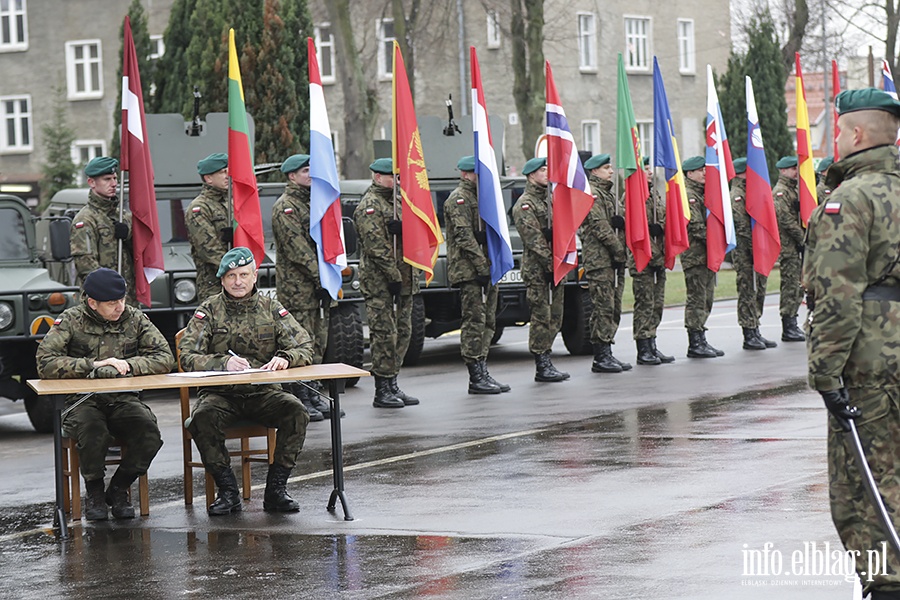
[586, 267, 624, 344]
[779, 252, 803, 317]
[683, 265, 715, 331]
[525, 279, 564, 354]
[459, 281, 497, 363]
[828, 386, 900, 593]
[365, 292, 412, 378]
[290, 305, 330, 364]
[195, 263, 221, 304]
[187, 384, 310, 471]
[733, 248, 768, 328]
[632, 267, 666, 340]
[62, 393, 162, 482]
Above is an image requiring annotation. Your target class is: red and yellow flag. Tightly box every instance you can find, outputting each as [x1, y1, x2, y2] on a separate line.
[795, 53, 818, 226]
[391, 42, 443, 283]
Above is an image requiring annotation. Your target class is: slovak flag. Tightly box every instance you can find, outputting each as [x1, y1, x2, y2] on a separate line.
[471, 47, 513, 285]
[745, 76, 781, 277]
[308, 38, 346, 299]
[704, 64, 736, 272]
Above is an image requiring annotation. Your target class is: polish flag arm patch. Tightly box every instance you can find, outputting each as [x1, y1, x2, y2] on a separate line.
[278, 308, 290, 318]
[74, 221, 85, 229]
[824, 202, 841, 215]
[283, 208, 293, 214]
[192, 207, 202, 213]
[193, 311, 207, 320]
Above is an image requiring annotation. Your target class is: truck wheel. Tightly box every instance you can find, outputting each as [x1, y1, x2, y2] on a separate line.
[24, 394, 55, 434]
[402, 295, 426, 366]
[561, 286, 594, 355]
[490, 326, 504, 345]
[325, 302, 365, 387]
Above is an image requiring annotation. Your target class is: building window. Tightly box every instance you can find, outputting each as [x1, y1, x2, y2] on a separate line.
[0, 0, 27, 51]
[577, 13, 597, 71]
[376, 18, 395, 80]
[677, 19, 695, 74]
[149, 34, 165, 60]
[624, 16, 650, 71]
[65, 39, 103, 100]
[1, 95, 32, 153]
[637, 120, 653, 161]
[72, 140, 106, 185]
[582, 120, 600, 155]
[486, 10, 501, 49]
[314, 24, 335, 84]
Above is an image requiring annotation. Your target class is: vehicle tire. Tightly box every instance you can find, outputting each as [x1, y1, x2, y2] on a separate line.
[490, 326, 504, 345]
[24, 393, 55, 434]
[561, 286, 593, 355]
[324, 302, 365, 387]
[402, 294, 426, 367]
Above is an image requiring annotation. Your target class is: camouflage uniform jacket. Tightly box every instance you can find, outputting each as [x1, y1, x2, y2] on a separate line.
[70, 191, 135, 296]
[36, 301, 173, 379]
[804, 144, 900, 391]
[629, 182, 666, 273]
[773, 175, 803, 253]
[354, 183, 420, 296]
[816, 180, 833, 203]
[444, 179, 490, 285]
[511, 181, 553, 285]
[730, 177, 752, 248]
[186, 184, 230, 299]
[272, 183, 324, 311]
[680, 177, 708, 269]
[582, 175, 625, 271]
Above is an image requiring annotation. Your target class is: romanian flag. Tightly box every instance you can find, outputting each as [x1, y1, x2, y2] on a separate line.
[795, 53, 818, 226]
[227, 29, 265, 266]
[745, 76, 781, 276]
[704, 64, 736, 272]
[831, 59, 841, 159]
[392, 42, 443, 283]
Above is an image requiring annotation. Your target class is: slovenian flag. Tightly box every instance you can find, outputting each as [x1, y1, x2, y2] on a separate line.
[704, 64, 736, 272]
[745, 76, 781, 277]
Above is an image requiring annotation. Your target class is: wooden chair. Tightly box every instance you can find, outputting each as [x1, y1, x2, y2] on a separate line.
[175, 329, 276, 507]
[61, 437, 150, 519]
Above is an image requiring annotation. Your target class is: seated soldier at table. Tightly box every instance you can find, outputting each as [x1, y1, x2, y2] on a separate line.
[178, 247, 314, 516]
[35, 268, 174, 521]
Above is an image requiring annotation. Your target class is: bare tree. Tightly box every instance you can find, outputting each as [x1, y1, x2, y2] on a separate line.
[829, 0, 900, 73]
[779, 0, 810, 74]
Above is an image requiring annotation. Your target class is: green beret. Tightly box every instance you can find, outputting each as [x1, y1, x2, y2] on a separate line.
[198, 153, 228, 176]
[369, 157, 393, 174]
[457, 155, 475, 172]
[776, 156, 798, 169]
[584, 154, 611, 170]
[835, 88, 900, 118]
[522, 157, 547, 175]
[216, 246, 255, 278]
[681, 155, 705, 172]
[83, 268, 127, 301]
[281, 154, 310, 174]
[732, 157, 747, 174]
[84, 156, 119, 178]
[642, 156, 650, 167]
[816, 156, 834, 173]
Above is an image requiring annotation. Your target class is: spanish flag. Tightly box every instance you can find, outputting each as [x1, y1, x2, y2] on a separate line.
[795, 53, 818, 226]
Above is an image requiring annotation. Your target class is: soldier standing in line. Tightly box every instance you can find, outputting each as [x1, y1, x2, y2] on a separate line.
[444, 155, 509, 395]
[179, 247, 313, 516]
[186, 153, 231, 302]
[730, 157, 776, 351]
[803, 88, 900, 599]
[36, 268, 174, 521]
[772, 156, 806, 342]
[815, 156, 834, 199]
[511, 157, 569, 382]
[70, 157, 136, 304]
[353, 158, 421, 408]
[681, 155, 723, 358]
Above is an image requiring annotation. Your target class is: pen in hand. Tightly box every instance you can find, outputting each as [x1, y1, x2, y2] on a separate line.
[227, 349, 251, 372]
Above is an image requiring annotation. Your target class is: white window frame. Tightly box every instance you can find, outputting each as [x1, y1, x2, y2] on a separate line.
[577, 12, 597, 72]
[636, 120, 653, 162]
[0, 94, 33, 154]
[376, 18, 395, 80]
[65, 39, 104, 100]
[624, 16, 651, 72]
[72, 140, 106, 185]
[314, 23, 336, 85]
[677, 18, 695, 74]
[581, 120, 600, 155]
[0, 0, 27, 51]
[149, 34, 165, 60]
[486, 10, 501, 49]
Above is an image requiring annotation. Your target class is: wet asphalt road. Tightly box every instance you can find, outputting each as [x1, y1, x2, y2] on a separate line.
[0, 297, 860, 599]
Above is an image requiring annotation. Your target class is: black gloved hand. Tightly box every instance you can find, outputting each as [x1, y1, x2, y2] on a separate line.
[475, 274, 491, 287]
[387, 281, 402, 297]
[473, 230, 488, 245]
[541, 227, 553, 242]
[612, 260, 625, 270]
[610, 215, 625, 231]
[792, 199, 801, 212]
[91, 365, 120, 379]
[796, 244, 805, 255]
[649, 223, 664, 237]
[820, 388, 861, 432]
[220, 227, 234, 245]
[387, 219, 403, 235]
[315, 287, 332, 301]
[113, 221, 129, 240]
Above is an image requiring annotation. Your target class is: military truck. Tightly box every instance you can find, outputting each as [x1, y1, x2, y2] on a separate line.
[0, 194, 79, 432]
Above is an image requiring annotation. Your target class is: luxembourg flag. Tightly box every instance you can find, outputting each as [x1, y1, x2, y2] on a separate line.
[470, 47, 513, 285]
[704, 64, 736, 272]
[308, 38, 346, 299]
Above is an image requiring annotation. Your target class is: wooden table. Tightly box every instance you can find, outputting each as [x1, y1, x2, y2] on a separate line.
[28, 363, 370, 537]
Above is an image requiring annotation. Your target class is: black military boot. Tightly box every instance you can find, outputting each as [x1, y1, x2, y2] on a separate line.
[534, 352, 569, 382]
[84, 479, 109, 521]
[650, 337, 675, 363]
[293, 384, 324, 422]
[754, 328, 777, 348]
[263, 464, 300, 513]
[390, 376, 420, 405]
[742, 327, 767, 350]
[306, 381, 342, 419]
[687, 330, 717, 358]
[482, 362, 510, 392]
[467, 361, 502, 394]
[208, 466, 242, 516]
[781, 316, 806, 342]
[105, 469, 138, 519]
[373, 376, 404, 408]
[701, 331, 725, 356]
[636, 339, 662, 365]
[591, 343, 622, 373]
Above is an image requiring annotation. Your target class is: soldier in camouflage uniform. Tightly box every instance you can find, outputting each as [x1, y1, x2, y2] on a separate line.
[773, 155, 806, 342]
[444, 156, 509, 395]
[816, 156, 834, 200]
[70, 157, 137, 305]
[179, 247, 313, 516]
[36, 268, 174, 521]
[681, 156, 723, 358]
[186, 153, 231, 302]
[730, 157, 775, 351]
[511, 157, 569, 382]
[272, 154, 335, 421]
[353, 158, 421, 408]
[581, 153, 631, 374]
[803, 88, 900, 599]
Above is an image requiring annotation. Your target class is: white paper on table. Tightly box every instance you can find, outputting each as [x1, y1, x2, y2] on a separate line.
[166, 368, 269, 378]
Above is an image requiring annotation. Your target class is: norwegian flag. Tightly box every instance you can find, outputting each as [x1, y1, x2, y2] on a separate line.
[882, 59, 900, 145]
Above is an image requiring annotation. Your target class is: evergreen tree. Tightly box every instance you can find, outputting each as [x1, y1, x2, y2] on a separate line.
[40, 83, 77, 210]
[149, 0, 198, 114]
[110, 0, 152, 157]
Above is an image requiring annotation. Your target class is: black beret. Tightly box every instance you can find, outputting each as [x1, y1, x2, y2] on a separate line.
[83, 268, 127, 301]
